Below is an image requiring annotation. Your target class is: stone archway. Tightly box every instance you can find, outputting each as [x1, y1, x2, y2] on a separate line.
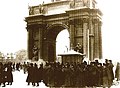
[25, 1, 103, 62]
[43, 24, 69, 62]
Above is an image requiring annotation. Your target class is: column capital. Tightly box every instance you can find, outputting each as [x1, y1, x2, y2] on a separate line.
[68, 19, 75, 25]
[82, 18, 89, 23]
[26, 25, 33, 31]
[98, 21, 102, 26]
[92, 19, 101, 24]
[26, 24, 46, 30]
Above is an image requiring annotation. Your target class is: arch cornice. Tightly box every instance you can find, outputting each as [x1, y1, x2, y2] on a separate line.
[46, 23, 69, 30]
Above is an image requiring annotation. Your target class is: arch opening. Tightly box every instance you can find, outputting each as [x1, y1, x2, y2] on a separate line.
[56, 29, 70, 55]
[46, 25, 70, 62]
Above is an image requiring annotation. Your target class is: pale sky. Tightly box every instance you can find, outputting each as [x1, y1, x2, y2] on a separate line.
[0, 0, 120, 61]
[97, 0, 120, 61]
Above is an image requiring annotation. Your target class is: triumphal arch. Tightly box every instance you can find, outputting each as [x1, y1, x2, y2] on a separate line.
[25, 0, 103, 62]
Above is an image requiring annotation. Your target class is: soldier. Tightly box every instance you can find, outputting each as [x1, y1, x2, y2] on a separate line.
[85, 63, 91, 87]
[16, 63, 20, 71]
[32, 63, 39, 86]
[75, 64, 82, 86]
[1, 63, 6, 87]
[26, 63, 34, 85]
[64, 63, 71, 87]
[91, 62, 98, 86]
[54, 64, 59, 86]
[23, 62, 27, 74]
[94, 60, 100, 86]
[38, 63, 44, 82]
[43, 62, 50, 86]
[0, 62, 3, 86]
[61, 64, 66, 86]
[81, 61, 87, 87]
[107, 60, 114, 87]
[103, 63, 109, 88]
[97, 63, 103, 86]
[12, 62, 15, 71]
[69, 65, 75, 87]
[6, 62, 13, 85]
[115, 62, 120, 81]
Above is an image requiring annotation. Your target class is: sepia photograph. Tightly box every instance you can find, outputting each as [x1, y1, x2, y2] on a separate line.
[0, 0, 120, 88]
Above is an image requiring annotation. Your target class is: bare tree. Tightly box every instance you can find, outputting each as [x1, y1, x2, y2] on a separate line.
[15, 49, 27, 60]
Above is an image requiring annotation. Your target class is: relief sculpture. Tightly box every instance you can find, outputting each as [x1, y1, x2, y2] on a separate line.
[32, 45, 39, 61]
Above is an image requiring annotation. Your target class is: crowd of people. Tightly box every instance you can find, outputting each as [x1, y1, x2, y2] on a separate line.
[0, 59, 120, 87]
[0, 62, 23, 87]
[0, 62, 13, 87]
[24, 59, 119, 88]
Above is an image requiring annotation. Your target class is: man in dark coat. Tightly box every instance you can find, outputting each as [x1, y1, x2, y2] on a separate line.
[26, 63, 34, 85]
[16, 63, 20, 71]
[107, 60, 114, 87]
[32, 63, 39, 86]
[38, 63, 44, 82]
[97, 63, 103, 86]
[115, 62, 120, 81]
[0, 63, 6, 87]
[6, 63, 13, 85]
[64, 63, 71, 87]
[103, 63, 109, 88]
[0, 63, 3, 86]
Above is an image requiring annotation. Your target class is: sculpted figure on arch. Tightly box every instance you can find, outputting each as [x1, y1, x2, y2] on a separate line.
[32, 45, 39, 61]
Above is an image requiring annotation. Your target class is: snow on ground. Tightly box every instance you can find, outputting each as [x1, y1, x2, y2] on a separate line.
[0, 70, 48, 88]
[111, 81, 120, 88]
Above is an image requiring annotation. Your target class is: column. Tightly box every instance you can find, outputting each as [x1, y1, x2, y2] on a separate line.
[69, 20, 75, 50]
[83, 19, 89, 59]
[38, 27, 41, 60]
[38, 24, 44, 60]
[89, 17, 94, 61]
[27, 26, 33, 60]
[98, 21, 102, 59]
[94, 20, 99, 59]
[27, 30, 29, 59]
[44, 40, 56, 62]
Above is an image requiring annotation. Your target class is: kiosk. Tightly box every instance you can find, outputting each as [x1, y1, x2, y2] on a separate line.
[58, 50, 85, 64]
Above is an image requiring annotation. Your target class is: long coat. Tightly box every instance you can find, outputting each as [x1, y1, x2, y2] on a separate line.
[26, 66, 34, 82]
[115, 62, 120, 81]
[6, 66, 13, 82]
[0, 64, 3, 83]
[103, 66, 109, 87]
